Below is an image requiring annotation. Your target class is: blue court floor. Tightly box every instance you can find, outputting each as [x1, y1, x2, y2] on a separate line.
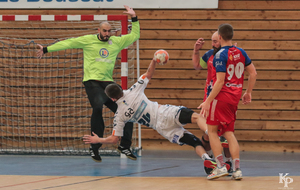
[0, 150, 299, 177]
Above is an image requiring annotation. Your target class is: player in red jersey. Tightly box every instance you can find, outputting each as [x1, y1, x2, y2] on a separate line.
[193, 31, 233, 174]
[198, 24, 257, 180]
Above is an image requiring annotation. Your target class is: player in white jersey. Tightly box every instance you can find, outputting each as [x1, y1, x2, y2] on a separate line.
[83, 54, 217, 174]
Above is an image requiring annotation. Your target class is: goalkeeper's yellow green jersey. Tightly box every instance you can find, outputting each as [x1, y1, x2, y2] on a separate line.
[47, 21, 140, 82]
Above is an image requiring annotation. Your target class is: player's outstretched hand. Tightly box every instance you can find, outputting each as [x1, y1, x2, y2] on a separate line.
[123, 5, 136, 17]
[242, 92, 252, 105]
[36, 44, 44, 59]
[83, 132, 100, 144]
[194, 38, 205, 51]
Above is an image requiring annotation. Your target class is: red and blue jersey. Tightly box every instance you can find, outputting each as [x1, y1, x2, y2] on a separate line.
[201, 49, 214, 101]
[212, 46, 252, 106]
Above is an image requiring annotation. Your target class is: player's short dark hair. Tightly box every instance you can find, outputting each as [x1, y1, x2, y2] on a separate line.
[218, 23, 234, 41]
[105, 83, 123, 100]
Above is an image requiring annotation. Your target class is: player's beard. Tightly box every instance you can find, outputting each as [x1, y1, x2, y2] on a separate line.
[99, 33, 110, 41]
[213, 46, 221, 56]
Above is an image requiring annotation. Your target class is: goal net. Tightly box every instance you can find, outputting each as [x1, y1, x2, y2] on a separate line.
[0, 15, 138, 155]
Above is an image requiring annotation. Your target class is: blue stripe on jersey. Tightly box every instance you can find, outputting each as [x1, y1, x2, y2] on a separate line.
[214, 48, 227, 72]
[202, 49, 214, 63]
[128, 100, 147, 123]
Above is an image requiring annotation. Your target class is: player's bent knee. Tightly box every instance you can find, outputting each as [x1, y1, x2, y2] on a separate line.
[179, 133, 203, 148]
[178, 108, 194, 124]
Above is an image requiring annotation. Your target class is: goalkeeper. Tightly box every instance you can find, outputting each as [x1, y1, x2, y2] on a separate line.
[36, 5, 140, 162]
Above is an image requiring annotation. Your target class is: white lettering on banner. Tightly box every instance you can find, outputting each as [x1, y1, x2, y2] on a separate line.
[0, 0, 218, 9]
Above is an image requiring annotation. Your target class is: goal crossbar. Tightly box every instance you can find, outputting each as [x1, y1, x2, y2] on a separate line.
[0, 14, 140, 156]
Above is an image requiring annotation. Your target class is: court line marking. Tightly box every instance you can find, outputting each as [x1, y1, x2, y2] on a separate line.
[0, 176, 67, 189]
[37, 165, 180, 190]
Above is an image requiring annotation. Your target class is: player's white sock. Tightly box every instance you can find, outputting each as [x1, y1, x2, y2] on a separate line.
[201, 153, 211, 160]
[216, 154, 225, 168]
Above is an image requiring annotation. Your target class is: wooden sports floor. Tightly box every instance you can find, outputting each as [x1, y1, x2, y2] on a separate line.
[0, 150, 299, 190]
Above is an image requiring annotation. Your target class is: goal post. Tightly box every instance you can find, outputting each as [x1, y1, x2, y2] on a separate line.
[0, 14, 140, 156]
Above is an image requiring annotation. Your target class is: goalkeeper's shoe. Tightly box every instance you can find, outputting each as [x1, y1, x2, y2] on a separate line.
[89, 146, 102, 162]
[220, 136, 229, 148]
[117, 146, 137, 160]
[204, 159, 217, 175]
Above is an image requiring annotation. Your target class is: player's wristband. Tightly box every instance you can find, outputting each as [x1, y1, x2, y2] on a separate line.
[43, 47, 48, 54]
[132, 16, 138, 22]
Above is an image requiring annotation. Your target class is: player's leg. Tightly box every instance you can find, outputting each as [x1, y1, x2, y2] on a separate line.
[178, 109, 216, 174]
[223, 131, 242, 180]
[83, 80, 107, 162]
[179, 132, 217, 175]
[207, 124, 229, 179]
[191, 113, 213, 157]
[219, 135, 232, 174]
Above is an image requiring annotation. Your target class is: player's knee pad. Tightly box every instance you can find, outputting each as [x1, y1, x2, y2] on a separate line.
[179, 133, 203, 148]
[178, 108, 194, 124]
[202, 135, 209, 144]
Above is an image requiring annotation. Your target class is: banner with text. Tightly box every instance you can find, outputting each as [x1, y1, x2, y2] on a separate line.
[0, 0, 218, 9]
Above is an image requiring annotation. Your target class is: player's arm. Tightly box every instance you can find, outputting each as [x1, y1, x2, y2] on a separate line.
[83, 132, 120, 144]
[83, 115, 125, 144]
[118, 5, 140, 49]
[242, 63, 257, 104]
[198, 72, 225, 118]
[36, 36, 87, 59]
[192, 38, 206, 70]
[142, 58, 158, 80]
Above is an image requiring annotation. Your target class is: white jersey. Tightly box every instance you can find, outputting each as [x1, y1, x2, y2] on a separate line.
[113, 75, 159, 136]
[113, 75, 189, 145]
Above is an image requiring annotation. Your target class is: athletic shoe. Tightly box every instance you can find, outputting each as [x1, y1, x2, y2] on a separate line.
[225, 161, 233, 175]
[204, 159, 217, 175]
[232, 168, 243, 180]
[89, 146, 102, 162]
[117, 146, 137, 160]
[219, 136, 229, 148]
[207, 165, 229, 180]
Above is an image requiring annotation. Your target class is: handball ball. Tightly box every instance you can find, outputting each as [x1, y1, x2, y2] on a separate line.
[154, 49, 169, 65]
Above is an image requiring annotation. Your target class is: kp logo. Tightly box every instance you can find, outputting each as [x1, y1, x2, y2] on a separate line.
[279, 173, 293, 189]
[99, 48, 109, 58]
